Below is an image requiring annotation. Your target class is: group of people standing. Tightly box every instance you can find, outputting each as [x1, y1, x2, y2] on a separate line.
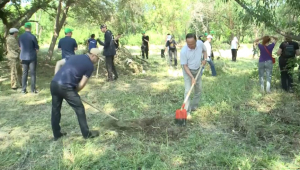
[6, 22, 39, 94]
[50, 24, 123, 140]
[5, 22, 122, 140]
[58, 25, 120, 82]
[5, 22, 300, 140]
[254, 35, 300, 93]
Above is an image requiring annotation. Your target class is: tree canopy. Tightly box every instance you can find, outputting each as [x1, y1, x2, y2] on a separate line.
[1, 0, 299, 59]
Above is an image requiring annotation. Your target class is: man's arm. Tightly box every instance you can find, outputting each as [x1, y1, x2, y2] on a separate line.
[296, 49, 300, 56]
[164, 41, 169, 52]
[296, 43, 300, 56]
[74, 40, 78, 51]
[271, 36, 278, 43]
[277, 49, 282, 56]
[33, 36, 39, 52]
[202, 50, 208, 65]
[13, 39, 21, 53]
[183, 64, 196, 84]
[97, 38, 105, 46]
[202, 44, 208, 60]
[277, 43, 284, 56]
[76, 76, 89, 92]
[54, 59, 66, 74]
[58, 40, 62, 51]
[254, 37, 263, 44]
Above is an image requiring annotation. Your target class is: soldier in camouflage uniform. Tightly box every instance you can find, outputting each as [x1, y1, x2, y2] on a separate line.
[6, 28, 22, 90]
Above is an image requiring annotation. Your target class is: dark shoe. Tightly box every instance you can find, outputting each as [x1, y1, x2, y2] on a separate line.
[114, 76, 118, 80]
[31, 90, 39, 94]
[85, 130, 99, 139]
[21, 90, 27, 94]
[11, 87, 18, 90]
[191, 107, 197, 112]
[107, 78, 114, 82]
[54, 132, 67, 141]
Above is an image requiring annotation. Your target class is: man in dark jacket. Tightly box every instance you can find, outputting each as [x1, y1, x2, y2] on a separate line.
[98, 24, 118, 81]
[141, 31, 149, 59]
[51, 48, 101, 140]
[19, 22, 39, 94]
[58, 28, 78, 59]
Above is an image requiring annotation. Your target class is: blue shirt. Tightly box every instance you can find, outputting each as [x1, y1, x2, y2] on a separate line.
[88, 38, 97, 51]
[19, 31, 39, 61]
[52, 54, 94, 88]
[58, 36, 78, 59]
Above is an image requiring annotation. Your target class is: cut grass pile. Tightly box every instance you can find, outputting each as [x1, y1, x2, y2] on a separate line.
[0, 47, 299, 170]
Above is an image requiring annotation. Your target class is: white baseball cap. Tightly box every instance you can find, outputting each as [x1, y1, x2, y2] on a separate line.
[90, 48, 102, 56]
[207, 35, 213, 39]
[9, 28, 19, 33]
[167, 35, 172, 40]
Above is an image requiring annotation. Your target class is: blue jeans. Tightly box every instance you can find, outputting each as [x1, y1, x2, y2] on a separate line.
[258, 60, 273, 92]
[22, 60, 37, 92]
[201, 57, 217, 76]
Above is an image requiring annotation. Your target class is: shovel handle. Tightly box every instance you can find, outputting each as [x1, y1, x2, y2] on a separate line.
[181, 104, 185, 110]
[182, 66, 203, 106]
[81, 99, 119, 121]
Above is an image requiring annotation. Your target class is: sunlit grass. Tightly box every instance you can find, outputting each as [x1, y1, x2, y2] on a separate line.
[0, 47, 299, 169]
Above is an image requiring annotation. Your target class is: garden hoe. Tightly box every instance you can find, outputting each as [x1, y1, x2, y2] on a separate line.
[175, 65, 203, 126]
[81, 99, 119, 121]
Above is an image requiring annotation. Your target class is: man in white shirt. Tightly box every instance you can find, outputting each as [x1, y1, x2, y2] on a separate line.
[204, 35, 217, 76]
[231, 37, 240, 61]
[180, 33, 207, 119]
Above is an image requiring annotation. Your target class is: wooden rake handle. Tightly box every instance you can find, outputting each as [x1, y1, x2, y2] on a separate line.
[81, 99, 119, 121]
[181, 66, 203, 110]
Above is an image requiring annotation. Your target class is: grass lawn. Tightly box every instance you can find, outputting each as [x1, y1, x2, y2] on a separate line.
[0, 47, 299, 170]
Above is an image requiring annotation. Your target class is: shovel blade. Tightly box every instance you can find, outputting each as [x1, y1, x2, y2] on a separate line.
[175, 109, 187, 126]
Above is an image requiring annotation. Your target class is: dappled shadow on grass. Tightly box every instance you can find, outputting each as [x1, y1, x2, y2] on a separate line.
[1, 52, 300, 169]
[188, 60, 300, 168]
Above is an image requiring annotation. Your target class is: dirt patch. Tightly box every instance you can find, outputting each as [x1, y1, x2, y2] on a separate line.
[104, 115, 189, 141]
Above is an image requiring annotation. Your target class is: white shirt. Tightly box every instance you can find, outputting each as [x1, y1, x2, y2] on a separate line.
[180, 40, 207, 70]
[231, 39, 238, 49]
[204, 41, 211, 57]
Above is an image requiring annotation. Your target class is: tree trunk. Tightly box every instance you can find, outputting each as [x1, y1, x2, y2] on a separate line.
[47, 0, 72, 60]
[35, 13, 39, 39]
[39, 26, 43, 40]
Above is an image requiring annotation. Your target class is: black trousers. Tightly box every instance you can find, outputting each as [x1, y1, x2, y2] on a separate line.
[279, 57, 295, 91]
[105, 56, 118, 80]
[22, 60, 36, 92]
[142, 47, 149, 59]
[50, 81, 90, 138]
[231, 49, 237, 61]
[161, 49, 165, 58]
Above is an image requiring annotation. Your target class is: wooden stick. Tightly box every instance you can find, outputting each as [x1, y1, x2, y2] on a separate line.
[81, 99, 119, 121]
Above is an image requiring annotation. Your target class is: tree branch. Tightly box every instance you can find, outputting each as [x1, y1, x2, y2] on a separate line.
[0, 0, 10, 9]
[234, 0, 300, 41]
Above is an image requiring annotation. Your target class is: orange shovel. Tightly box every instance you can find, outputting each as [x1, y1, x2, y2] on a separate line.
[175, 66, 203, 126]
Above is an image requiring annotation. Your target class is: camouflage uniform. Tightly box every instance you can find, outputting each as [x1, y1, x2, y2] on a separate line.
[6, 35, 22, 89]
